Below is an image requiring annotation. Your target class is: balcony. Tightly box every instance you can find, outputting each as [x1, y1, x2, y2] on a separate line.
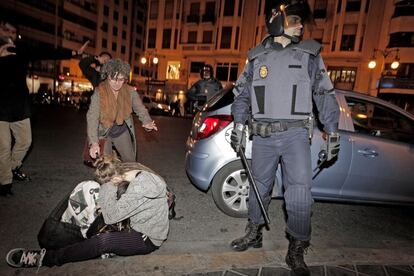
[186, 14, 200, 24]
[380, 76, 414, 90]
[202, 14, 216, 24]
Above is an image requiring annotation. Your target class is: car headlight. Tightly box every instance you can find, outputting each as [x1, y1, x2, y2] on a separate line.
[157, 103, 162, 109]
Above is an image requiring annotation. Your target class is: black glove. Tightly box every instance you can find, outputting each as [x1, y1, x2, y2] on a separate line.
[230, 123, 246, 153]
[321, 132, 340, 161]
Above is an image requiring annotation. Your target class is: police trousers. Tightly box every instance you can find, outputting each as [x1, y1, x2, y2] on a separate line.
[249, 127, 313, 241]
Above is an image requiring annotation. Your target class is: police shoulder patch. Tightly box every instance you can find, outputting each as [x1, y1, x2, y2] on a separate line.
[259, 66, 268, 78]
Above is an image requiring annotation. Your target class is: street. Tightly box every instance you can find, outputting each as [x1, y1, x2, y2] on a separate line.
[0, 105, 414, 275]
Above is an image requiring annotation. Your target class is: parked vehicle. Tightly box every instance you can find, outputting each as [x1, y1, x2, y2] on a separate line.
[185, 87, 414, 217]
[141, 95, 171, 116]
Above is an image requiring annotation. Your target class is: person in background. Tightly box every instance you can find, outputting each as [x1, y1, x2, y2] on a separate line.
[0, 14, 88, 197]
[186, 64, 222, 111]
[86, 59, 157, 162]
[229, 1, 340, 275]
[5, 154, 169, 269]
[78, 44, 112, 88]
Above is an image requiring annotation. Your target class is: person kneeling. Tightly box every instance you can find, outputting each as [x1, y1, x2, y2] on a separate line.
[6, 155, 169, 269]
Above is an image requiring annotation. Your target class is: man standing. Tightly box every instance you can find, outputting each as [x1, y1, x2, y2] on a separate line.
[229, 1, 340, 275]
[186, 64, 222, 111]
[0, 15, 87, 197]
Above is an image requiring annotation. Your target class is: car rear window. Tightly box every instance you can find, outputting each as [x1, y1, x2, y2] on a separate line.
[205, 87, 235, 112]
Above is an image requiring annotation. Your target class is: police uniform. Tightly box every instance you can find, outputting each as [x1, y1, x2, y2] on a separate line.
[231, 35, 339, 241]
[186, 78, 222, 105]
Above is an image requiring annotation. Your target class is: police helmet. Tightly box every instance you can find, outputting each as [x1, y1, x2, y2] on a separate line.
[265, 0, 312, 39]
[200, 64, 214, 80]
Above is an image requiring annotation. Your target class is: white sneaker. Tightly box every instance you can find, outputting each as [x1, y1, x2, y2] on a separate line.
[6, 248, 46, 269]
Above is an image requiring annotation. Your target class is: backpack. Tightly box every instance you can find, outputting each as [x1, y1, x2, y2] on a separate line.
[37, 192, 85, 250]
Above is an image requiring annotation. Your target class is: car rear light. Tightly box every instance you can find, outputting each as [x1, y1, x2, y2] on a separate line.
[195, 115, 233, 140]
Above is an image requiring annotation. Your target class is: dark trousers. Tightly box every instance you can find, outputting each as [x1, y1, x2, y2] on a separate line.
[249, 127, 313, 241]
[43, 230, 158, 267]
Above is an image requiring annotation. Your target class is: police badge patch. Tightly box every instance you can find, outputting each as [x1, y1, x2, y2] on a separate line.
[259, 66, 268, 78]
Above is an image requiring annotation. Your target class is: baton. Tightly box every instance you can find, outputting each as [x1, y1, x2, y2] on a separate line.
[312, 150, 327, 180]
[238, 146, 270, 229]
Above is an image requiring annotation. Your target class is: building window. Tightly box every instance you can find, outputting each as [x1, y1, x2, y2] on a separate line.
[148, 28, 157, 48]
[203, 30, 213, 43]
[188, 31, 197, 43]
[388, 32, 414, 47]
[113, 26, 118, 36]
[122, 30, 126, 39]
[102, 38, 107, 48]
[220, 27, 232, 49]
[223, 0, 235, 16]
[114, 11, 119, 20]
[190, 62, 205, 73]
[216, 62, 238, 82]
[393, 1, 414, 18]
[134, 66, 140, 74]
[102, 22, 108, 32]
[124, 0, 128, 9]
[150, 0, 159, 19]
[340, 35, 355, 51]
[314, 0, 327, 18]
[135, 39, 141, 48]
[346, 0, 361, 12]
[112, 42, 117, 51]
[234, 27, 239, 49]
[123, 16, 127, 25]
[121, 45, 125, 54]
[336, 0, 341, 13]
[136, 25, 143, 34]
[137, 10, 144, 20]
[327, 67, 357, 90]
[104, 5, 109, 16]
[165, 0, 173, 19]
[166, 61, 181, 80]
[162, 29, 172, 49]
[238, 0, 243, 16]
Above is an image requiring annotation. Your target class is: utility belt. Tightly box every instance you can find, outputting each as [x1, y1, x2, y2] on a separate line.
[249, 119, 311, 138]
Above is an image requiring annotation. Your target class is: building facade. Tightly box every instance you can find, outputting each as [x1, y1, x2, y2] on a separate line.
[0, 0, 147, 95]
[143, 0, 414, 113]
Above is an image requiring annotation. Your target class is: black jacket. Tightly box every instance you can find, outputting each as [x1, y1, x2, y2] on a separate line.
[78, 56, 102, 88]
[0, 42, 72, 122]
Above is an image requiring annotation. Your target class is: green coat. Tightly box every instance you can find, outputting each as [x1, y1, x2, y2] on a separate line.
[86, 89, 152, 156]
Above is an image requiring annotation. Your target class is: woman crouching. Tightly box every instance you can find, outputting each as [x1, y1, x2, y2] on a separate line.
[6, 155, 169, 268]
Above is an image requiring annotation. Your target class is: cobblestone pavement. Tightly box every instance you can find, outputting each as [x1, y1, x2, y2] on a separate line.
[186, 264, 414, 276]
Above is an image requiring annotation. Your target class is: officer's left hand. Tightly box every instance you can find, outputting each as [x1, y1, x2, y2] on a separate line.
[321, 132, 340, 161]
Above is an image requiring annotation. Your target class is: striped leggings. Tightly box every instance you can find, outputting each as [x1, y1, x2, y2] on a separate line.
[43, 230, 158, 267]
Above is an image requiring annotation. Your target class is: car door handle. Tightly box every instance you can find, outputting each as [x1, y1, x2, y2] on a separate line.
[357, 149, 378, 158]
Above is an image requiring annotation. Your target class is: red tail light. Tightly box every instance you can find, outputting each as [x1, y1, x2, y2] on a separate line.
[195, 115, 233, 140]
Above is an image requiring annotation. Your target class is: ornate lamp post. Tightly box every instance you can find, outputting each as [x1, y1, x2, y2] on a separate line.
[140, 52, 158, 96]
[368, 48, 400, 96]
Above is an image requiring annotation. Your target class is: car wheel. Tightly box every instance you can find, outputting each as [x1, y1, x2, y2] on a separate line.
[211, 160, 251, 218]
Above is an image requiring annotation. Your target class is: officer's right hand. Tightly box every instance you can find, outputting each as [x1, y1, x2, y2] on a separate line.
[230, 123, 246, 153]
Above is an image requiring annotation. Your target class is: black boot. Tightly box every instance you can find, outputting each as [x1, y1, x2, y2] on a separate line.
[230, 220, 263, 251]
[0, 184, 13, 197]
[12, 167, 30, 181]
[285, 235, 310, 276]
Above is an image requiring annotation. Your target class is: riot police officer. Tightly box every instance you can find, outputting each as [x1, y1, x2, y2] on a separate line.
[186, 64, 222, 111]
[230, 1, 340, 275]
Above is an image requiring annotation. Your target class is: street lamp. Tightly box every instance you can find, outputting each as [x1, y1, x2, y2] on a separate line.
[140, 53, 158, 96]
[368, 48, 400, 96]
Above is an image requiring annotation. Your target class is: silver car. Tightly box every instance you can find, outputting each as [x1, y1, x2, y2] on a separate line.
[185, 87, 414, 218]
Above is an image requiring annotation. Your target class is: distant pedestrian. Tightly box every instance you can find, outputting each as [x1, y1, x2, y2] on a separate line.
[0, 14, 88, 197]
[86, 59, 157, 163]
[186, 64, 222, 111]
